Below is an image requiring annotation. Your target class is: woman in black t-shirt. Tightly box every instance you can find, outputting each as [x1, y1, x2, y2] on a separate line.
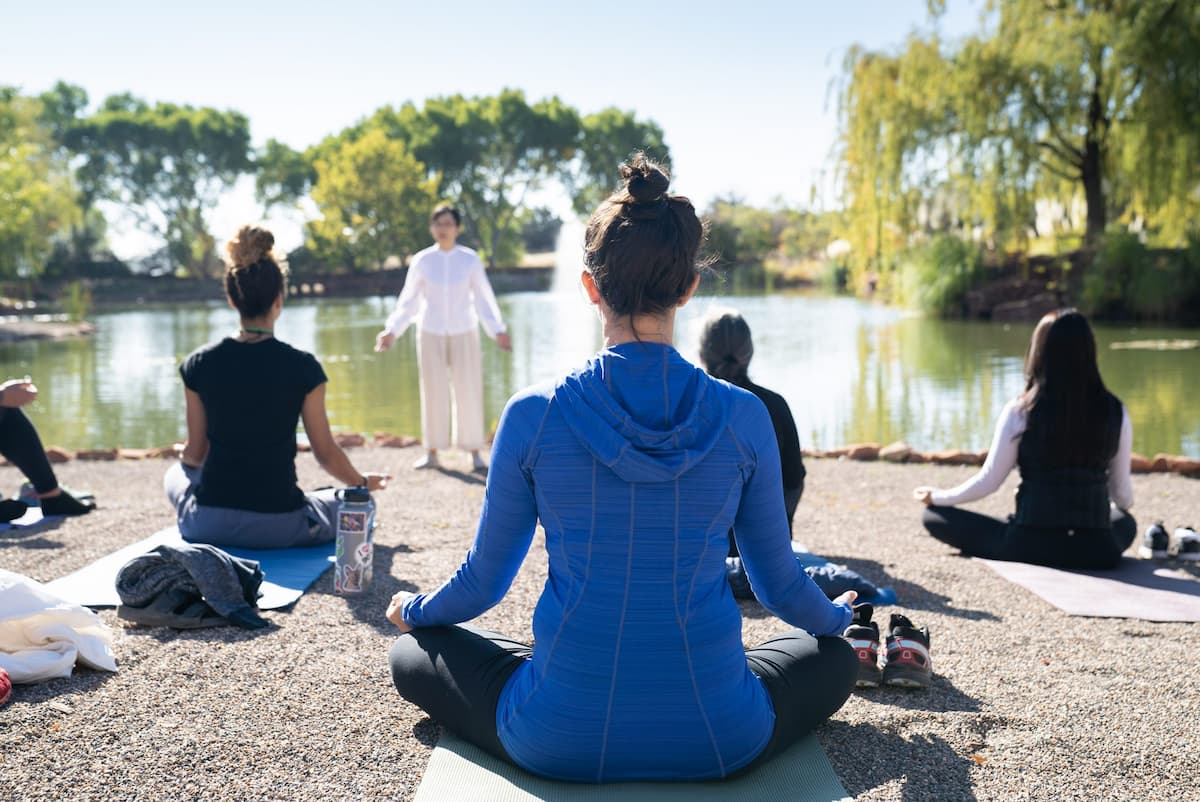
[164, 226, 390, 548]
[699, 309, 806, 540]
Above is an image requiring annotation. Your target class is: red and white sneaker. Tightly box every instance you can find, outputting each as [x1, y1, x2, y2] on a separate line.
[0, 668, 11, 707]
[881, 613, 932, 689]
[842, 604, 882, 688]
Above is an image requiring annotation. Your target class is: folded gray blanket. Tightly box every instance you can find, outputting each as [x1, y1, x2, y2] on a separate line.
[115, 543, 268, 629]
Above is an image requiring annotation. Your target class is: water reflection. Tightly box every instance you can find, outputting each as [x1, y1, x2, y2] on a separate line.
[0, 292, 1196, 457]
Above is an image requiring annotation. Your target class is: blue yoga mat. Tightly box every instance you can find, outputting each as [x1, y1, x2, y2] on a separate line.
[44, 527, 335, 610]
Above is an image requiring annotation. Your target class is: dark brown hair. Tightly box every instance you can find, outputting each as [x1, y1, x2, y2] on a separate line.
[583, 153, 705, 319]
[225, 226, 285, 319]
[1022, 308, 1120, 465]
[699, 308, 754, 383]
[430, 203, 461, 226]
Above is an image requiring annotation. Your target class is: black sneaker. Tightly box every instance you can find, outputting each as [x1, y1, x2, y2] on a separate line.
[1139, 522, 1170, 559]
[881, 613, 932, 689]
[842, 603, 882, 688]
[1174, 526, 1200, 561]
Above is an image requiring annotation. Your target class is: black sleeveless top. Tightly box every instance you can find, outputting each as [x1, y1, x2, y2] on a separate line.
[1014, 392, 1123, 529]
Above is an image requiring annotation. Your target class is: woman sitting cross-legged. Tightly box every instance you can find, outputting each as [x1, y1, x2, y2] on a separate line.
[386, 155, 857, 783]
[915, 308, 1136, 569]
[164, 226, 390, 549]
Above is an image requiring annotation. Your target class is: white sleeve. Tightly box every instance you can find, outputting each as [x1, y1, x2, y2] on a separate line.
[385, 257, 425, 336]
[469, 256, 506, 338]
[930, 398, 1024, 507]
[1108, 406, 1134, 511]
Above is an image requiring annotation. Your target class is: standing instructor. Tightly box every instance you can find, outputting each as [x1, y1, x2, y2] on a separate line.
[375, 204, 512, 471]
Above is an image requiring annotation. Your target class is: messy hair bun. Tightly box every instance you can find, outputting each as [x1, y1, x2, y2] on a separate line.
[584, 152, 706, 318]
[224, 225, 285, 320]
[621, 158, 670, 205]
[227, 226, 276, 269]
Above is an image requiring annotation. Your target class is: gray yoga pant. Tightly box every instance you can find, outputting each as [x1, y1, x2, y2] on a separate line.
[164, 462, 340, 549]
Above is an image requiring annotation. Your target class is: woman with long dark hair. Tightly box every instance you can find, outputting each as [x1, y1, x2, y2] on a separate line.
[914, 309, 1136, 569]
[386, 156, 857, 782]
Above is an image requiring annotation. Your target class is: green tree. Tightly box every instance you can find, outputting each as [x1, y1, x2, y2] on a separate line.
[37, 81, 109, 268]
[66, 96, 253, 276]
[307, 129, 438, 271]
[255, 138, 316, 210]
[836, 0, 1200, 279]
[0, 89, 80, 278]
[567, 108, 670, 217]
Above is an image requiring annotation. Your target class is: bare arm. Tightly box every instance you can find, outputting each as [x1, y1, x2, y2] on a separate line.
[181, 388, 209, 468]
[300, 384, 391, 491]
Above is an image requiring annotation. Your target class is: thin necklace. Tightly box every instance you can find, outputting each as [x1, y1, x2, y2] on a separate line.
[240, 326, 273, 340]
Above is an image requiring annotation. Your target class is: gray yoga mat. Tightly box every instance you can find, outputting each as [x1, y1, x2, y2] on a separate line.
[413, 733, 852, 802]
[978, 556, 1200, 622]
[45, 527, 335, 610]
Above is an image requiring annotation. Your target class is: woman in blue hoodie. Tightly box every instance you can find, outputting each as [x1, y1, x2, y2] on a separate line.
[386, 155, 857, 782]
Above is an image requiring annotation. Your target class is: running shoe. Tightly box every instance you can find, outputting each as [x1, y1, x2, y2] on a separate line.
[1174, 526, 1200, 561]
[1138, 521, 1170, 559]
[881, 613, 932, 689]
[842, 603, 882, 688]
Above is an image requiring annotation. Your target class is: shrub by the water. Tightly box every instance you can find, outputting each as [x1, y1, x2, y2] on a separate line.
[1082, 231, 1200, 324]
[896, 235, 983, 316]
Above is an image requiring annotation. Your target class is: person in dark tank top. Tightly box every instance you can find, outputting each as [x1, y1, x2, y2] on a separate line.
[914, 309, 1136, 569]
[164, 226, 392, 549]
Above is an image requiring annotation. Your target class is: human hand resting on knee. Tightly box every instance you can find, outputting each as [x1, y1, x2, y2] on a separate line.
[0, 377, 37, 407]
[387, 590, 415, 632]
[912, 487, 934, 506]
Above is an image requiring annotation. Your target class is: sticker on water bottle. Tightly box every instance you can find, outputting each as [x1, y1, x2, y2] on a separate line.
[339, 511, 367, 532]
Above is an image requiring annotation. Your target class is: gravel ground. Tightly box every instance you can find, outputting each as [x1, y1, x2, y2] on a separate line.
[1, 452, 1197, 802]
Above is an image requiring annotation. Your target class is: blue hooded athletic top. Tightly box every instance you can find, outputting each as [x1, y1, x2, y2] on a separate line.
[402, 342, 851, 782]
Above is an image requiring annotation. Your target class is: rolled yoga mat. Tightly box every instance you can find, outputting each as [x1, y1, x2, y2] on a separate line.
[978, 556, 1200, 622]
[413, 733, 852, 802]
[45, 527, 335, 610]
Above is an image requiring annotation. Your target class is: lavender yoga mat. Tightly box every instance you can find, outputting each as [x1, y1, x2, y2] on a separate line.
[978, 556, 1200, 622]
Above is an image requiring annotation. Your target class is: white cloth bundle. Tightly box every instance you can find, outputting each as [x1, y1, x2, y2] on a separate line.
[0, 568, 118, 683]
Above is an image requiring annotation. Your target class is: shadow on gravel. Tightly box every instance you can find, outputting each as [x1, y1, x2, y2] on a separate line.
[854, 673, 980, 713]
[413, 717, 441, 747]
[824, 555, 1000, 622]
[7, 666, 116, 706]
[435, 467, 486, 486]
[0, 517, 68, 550]
[823, 721, 978, 801]
[119, 621, 275, 642]
[337, 543, 420, 634]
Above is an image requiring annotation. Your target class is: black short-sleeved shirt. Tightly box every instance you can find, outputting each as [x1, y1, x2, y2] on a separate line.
[181, 337, 327, 513]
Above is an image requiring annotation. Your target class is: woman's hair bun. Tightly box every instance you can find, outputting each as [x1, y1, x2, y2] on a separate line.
[620, 154, 670, 204]
[227, 226, 275, 269]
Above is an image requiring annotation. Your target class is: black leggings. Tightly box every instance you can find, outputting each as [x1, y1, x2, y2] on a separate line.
[389, 624, 855, 779]
[922, 505, 1138, 570]
[0, 408, 57, 494]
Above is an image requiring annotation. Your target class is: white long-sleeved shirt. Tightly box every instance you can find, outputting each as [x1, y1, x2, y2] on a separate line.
[384, 244, 507, 338]
[931, 396, 1134, 511]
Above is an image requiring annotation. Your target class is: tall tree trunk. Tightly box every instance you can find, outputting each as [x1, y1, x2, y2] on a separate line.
[1082, 86, 1107, 245]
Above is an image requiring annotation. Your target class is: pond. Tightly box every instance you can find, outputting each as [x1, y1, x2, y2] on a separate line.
[2, 289, 1197, 458]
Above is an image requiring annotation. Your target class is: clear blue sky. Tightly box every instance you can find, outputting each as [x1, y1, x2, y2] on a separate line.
[1, 0, 982, 255]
